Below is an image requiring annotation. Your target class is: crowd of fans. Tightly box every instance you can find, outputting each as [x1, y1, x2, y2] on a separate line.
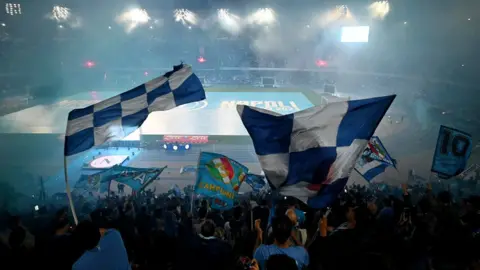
[1, 180, 480, 270]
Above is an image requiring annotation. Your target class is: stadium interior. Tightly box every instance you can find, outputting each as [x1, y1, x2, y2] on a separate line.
[0, 0, 479, 217]
[2, 1, 480, 270]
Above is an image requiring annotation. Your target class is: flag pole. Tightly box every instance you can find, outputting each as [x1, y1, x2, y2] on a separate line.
[250, 208, 254, 231]
[191, 151, 202, 215]
[64, 156, 79, 225]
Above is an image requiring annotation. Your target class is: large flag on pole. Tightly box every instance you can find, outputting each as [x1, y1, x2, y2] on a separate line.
[63, 64, 204, 224]
[64, 64, 206, 156]
[431, 125, 472, 179]
[238, 95, 395, 208]
[354, 136, 396, 182]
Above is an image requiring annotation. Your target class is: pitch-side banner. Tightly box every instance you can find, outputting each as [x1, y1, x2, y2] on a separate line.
[431, 125, 472, 179]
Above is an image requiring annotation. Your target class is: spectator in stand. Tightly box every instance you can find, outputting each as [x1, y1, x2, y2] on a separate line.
[254, 215, 309, 270]
[72, 220, 130, 270]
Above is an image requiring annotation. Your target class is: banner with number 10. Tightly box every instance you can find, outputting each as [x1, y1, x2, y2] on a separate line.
[431, 125, 473, 179]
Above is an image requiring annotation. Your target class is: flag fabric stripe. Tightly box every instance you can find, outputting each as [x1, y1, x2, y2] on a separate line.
[238, 95, 395, 208]
[213, 158, 231, 183]
[355, 159, 389, 182]
[356, 160, 383, 175]
[64, 64, 205, 156]
[362, 164, 388, 181]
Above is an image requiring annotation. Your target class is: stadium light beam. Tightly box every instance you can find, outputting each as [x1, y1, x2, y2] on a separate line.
[174, 9, 197, 26]
[217, 9, 242, 35]
[127, 8, 150, 24]
[116, 8, 150, 33]
[50, 5, 70, 22]
[368, 1, 390, 20]
[248, 8, 276, 26]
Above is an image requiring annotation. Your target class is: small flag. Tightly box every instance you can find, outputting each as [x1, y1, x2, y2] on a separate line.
[354, 136, 395, 182]
[64, 64, 205, 156]
[238, 95, 395, 208]
[245, 173, 268, 193]
[195, 152, 248, 209]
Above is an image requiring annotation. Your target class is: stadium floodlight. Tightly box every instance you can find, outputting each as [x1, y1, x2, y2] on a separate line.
[124, 8, 150, 24]
[247, 8, 276, 25]
[5, 3, 21, 15]
[217, 9, 242, 34]
[50, 6, 70, 22]
[368, 1, 390, 20]
[174, 9, 197, 26]
[116, 8, 150, 33]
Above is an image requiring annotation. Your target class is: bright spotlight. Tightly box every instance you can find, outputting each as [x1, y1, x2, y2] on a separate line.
[368, 1, 390, 20]
[5, 3, 21, 16]
[50, 6, 70, 22]
[217, 9, 230, 19]
[163, 144, 167, 149]
[125, 8, 150, 24]
[116, 8, 150, 33]
[248, 8, 276, 25]
[184, 144, 190, 150]
[173, 145, 178, 151]
[217, 8, 242, 34]
[174, 9, 197, 26]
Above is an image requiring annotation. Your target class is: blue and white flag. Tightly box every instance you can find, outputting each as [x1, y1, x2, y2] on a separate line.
[431, 125, 472, 179]
[354, 136, 396, 182]
[64, 64, 205, 156]
[238, 95, 395, 208]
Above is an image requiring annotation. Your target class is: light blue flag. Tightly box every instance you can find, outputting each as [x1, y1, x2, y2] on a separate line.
[64, 64, 206, 156]
[74, 172, 110, 196]
[107, 165, 164, 193]
[237, 95, 395, 208]
[245, 174, 268, 193]
[74, 165, 164, 195]
[194, 152, 249, 210]
[431, 125, 472, 179]
[354, 136, 396, 182]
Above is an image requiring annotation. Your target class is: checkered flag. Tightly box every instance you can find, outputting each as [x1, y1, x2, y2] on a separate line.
[64, 64, 205, 156]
